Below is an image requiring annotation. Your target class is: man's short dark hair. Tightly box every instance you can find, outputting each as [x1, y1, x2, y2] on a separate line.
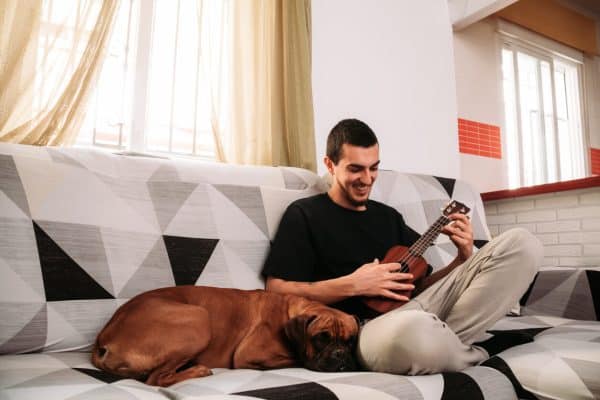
[326, 119, 378, 164]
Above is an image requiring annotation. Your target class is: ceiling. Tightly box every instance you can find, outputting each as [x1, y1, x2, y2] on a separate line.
[561, 0, 600, 17]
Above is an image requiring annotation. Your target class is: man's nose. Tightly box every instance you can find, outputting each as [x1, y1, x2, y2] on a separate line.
[360, 170, 373, 183]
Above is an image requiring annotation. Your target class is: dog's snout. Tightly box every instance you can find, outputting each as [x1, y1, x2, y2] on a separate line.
[97, 346, 108, 359]
[331, 348, 344, 359]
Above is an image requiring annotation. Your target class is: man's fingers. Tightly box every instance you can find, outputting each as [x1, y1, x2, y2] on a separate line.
[388, 272, 414, 281]
[387, 282, 415, 291]
[449, 213, 471, 222]
[382, 262, 405, 272]
[452, 221, 468, 231]
[451, 231, 472, 242]
[443, 226, 472, 241]
[381, 290, 410, 302]
[445, 220, 470, 233]
[446, 214, 472, 231]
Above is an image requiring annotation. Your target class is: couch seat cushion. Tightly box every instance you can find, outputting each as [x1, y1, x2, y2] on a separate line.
[0, 352, 516, 399]
[481, 315, 600, 400]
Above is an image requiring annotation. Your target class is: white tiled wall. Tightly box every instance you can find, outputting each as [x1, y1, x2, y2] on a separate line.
[484, 186, 600, 267]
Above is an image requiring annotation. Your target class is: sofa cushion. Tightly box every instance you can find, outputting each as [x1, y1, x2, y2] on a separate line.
[0, 144, 492, 355]
[0, 352, 517, 400]
[370, 170, 492, 268]
[0, 144, 325, 354]
[2, 143, 597, 399]
[520, 266, 600, 321]
[3, 314, 598, 399]
[481, 315, 600, 400]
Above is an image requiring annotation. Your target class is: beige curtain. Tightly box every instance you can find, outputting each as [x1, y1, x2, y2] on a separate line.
[0, 0, 119, 146]
[211, 0, 316, 171]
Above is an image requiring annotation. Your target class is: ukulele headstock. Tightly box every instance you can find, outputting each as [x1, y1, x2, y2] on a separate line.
[442, 200, 470, 217]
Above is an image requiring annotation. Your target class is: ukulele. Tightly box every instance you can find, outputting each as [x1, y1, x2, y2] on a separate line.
[362, 200, 471, 315]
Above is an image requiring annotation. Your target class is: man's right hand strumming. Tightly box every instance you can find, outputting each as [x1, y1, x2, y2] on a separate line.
[348, 259, 415, 302]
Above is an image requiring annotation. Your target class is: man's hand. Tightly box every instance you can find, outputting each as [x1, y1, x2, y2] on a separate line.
[441, 213, 474, 262]
[348, 259, 414, 302]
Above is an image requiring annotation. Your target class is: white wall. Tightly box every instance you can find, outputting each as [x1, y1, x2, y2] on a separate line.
[584, 56, 600, 148]
[449, 0, 518, 30]
[485, 186, 600, 267]
[311, 0, 460, 178]
[453, 18, 509, 192]
[453, 10, 600, 193]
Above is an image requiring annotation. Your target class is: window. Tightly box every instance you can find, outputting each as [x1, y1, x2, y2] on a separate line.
[501, 38, 586, 188]
[57, 0, 227, 159]
[78, 0, 135, 149]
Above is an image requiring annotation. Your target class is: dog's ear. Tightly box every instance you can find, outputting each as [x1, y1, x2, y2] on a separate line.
[284, 315, 316, 359]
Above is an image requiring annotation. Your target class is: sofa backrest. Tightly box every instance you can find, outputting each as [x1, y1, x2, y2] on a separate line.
[0, 143, 490, 354]
[368, 171, 491, 268]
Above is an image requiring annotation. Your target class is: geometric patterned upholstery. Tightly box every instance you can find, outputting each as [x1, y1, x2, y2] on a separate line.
[2, 307, 598, 399]
[1, 143, 598, 400]
[0, 143, 491, 355]
[0, 352, 518, 400]
[0, 143, 326, 354]
[370, 170, 492, 268]
[520, 267, 600, 321]
[481, 313, 600, 400]
[475, 267, 600, 400]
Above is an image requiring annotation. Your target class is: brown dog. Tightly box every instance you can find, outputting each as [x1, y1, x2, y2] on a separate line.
[92, 286, 359, 386]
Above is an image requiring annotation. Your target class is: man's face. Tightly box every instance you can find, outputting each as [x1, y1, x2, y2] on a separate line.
[325, 143, 380, 210]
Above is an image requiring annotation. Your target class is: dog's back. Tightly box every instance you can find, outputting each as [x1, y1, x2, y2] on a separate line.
[92, 286, 357, 387]
[92, 286, 296, 383]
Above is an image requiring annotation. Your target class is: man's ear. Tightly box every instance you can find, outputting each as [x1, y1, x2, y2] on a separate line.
[323, 156, 334, 175]
[284, 315, 316, 359]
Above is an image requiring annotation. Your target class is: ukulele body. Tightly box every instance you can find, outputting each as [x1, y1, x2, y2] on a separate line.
[360, 200, 470, 316]
[362, 245, 429, 314]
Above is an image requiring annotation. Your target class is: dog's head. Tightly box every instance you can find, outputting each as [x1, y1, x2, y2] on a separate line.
[284, 308, 359, 372]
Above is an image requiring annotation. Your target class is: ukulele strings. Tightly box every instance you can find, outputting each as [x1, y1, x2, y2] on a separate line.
[395, 216, 451, 272]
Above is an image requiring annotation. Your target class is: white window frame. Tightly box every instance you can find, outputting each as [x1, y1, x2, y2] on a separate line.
[129, 0, 154, 154]
[76, 0, 217, 161]
[128, 0, 217, 160]
[497, 21, 590, 188]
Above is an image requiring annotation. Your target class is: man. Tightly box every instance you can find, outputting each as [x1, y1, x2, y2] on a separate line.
[262, 119, 542, 374]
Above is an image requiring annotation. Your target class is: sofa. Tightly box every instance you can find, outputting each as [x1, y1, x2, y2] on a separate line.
[0, 143, 598, 400]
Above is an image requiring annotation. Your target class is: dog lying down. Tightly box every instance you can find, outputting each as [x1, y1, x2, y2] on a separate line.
[92, 286, 359, 387]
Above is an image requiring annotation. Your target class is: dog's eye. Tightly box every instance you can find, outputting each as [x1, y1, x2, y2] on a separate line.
[311, 331, 331, 350]
[347, 335, 358, 348]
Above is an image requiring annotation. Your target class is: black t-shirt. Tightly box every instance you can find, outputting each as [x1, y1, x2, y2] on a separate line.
[261, 193, 420, 320]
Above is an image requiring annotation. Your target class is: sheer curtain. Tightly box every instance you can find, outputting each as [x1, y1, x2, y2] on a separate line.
[0, 0, 119, 146]
[0, 0, 316, 171]
[214, 0, 316, 171]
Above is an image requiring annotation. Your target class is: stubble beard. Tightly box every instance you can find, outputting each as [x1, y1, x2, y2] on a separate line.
[338, 178, 371, 208]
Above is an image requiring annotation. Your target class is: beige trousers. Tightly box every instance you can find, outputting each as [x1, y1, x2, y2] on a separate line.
[356, 228, 543, 375]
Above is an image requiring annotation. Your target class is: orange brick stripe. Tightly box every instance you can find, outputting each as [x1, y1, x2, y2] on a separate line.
[458, 118, 502, 159]
[591, 148, 600, 175]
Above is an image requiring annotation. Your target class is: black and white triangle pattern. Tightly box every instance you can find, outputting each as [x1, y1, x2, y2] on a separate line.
[1, 144, 599, 400]
[0, 144, 323, 354]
